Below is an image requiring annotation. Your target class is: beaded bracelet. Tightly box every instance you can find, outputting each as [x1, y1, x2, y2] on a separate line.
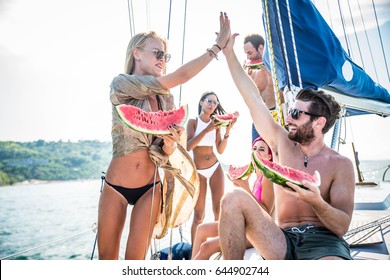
[207, 48, 218, 60]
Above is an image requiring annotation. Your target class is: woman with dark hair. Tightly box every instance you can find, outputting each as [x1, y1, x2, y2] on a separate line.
[186, 91, 237, 243]
[191, 137, 274, 260]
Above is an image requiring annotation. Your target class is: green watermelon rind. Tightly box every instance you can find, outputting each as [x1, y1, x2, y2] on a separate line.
[252, 152, 320, 189]
[115, 104, 189, 135]
[211, 112, 239, 127]
[246, 62, 265, 70]
[228, 163, 255, 180]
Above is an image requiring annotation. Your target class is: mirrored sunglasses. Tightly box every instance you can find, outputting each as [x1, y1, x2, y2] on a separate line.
[204, 98, 219, 106]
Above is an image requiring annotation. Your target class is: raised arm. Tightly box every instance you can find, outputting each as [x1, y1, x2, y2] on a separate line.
[222, 34, 285, 149]
[157, 12, 231, 89]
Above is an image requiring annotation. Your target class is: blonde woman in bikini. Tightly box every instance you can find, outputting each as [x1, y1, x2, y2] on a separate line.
[186, 91, 237, 243]
[98, 13, 231, 260]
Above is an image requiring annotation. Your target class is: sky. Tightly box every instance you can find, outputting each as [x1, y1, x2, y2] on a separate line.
[0, 0, 389, 163]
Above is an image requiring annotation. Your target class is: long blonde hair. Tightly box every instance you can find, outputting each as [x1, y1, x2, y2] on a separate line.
[124, 31, 168, 75]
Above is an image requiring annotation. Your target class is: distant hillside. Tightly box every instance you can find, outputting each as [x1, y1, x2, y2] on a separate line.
[0, 140, 112, 186]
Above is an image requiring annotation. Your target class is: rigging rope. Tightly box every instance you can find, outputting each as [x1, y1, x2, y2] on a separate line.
[346, 0, 365, 69]
[145, 166, 159, 259]
[337, 0, 352, 57]
[127, 0, 135, 37]
[178, 0, 188, 107]
[146, 0, 151, 31]
[325, 0, 334, 30]
[274, 0, 293, 90]
[356, 0, 379, 82]
[284, 0, 302, 89]
[1, 224, 97, 260]
[263, 0, 285, 127]
[167, 0, 173, 40]
[371, 0, 390, 83]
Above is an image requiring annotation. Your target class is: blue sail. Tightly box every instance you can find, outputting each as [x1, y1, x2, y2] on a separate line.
[261, 0, 390, 109]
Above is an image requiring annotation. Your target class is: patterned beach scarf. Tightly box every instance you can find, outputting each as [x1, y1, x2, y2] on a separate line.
[110, 74, 199, 239]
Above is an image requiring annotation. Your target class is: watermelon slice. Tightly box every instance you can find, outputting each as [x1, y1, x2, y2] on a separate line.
[211, 111, 239, 126]
[227, 163, 254, 180]
[244, 59, 265, 70]
[252, 152, 320, 189]
[115, 104, 188, 135]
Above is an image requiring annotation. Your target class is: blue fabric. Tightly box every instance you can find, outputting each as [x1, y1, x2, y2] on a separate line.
[261, 0, 390, 108]
[151, 242, 192, 260]
[252, 123, 260, 144]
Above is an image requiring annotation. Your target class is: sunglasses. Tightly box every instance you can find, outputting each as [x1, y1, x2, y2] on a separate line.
[139, 47, 171, 63]
[288, 108, 321, 120]
[204, 98, 219, 106]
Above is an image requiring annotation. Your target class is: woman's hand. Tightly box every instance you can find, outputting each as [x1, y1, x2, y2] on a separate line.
[226, 116, 237, 129]
[159, 124, 184, 155]
[224, 115, 237, 137]
[232, 178, 249, 188]
[215, 12, 231, 49]
[205, 120, 219, 133]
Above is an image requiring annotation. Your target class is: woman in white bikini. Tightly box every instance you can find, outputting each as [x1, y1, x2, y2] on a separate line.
[191, 137, 274, 260]
[186, 91, 237, 243]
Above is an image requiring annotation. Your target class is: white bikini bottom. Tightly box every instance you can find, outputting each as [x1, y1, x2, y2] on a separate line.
[197, 162, 219, 180]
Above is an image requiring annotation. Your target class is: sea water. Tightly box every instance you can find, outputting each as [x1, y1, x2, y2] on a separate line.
[0, 180, 101, 260]
[0, 180, 198, 260]
[0, 160, 389, 260]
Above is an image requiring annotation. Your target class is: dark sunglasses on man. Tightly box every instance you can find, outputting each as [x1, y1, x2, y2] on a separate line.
[139, 47, 171, 63]
[288, 108, 321, 120]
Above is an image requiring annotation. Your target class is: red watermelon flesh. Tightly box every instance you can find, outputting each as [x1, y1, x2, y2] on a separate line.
[252, 153, 320, 189]
[227, 163, 254, 180]
[211, 111, 239, 126]
[244, 59, 265, 70]
[115, 104, 188, 135]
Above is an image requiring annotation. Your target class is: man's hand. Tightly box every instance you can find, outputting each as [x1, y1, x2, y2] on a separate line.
[283, 171, 322, 204]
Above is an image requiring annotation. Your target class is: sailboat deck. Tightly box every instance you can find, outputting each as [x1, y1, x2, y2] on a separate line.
[347, 182, 390, 260]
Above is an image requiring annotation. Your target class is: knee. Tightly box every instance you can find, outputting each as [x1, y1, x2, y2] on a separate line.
[199, 240, 217, 256]
[220, 189, 247, 212]
[193, 210, 205, 224]
[196, 223, 208, 236]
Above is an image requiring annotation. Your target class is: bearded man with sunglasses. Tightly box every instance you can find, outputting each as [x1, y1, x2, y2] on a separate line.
[218, 33, 355, 260]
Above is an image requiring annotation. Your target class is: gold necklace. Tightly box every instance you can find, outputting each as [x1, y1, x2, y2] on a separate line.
[300, 144, 326, 168]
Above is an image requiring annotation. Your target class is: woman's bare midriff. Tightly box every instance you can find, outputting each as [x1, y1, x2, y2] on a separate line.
[193, 146, 218, 169]
[105, 149, 160, 189]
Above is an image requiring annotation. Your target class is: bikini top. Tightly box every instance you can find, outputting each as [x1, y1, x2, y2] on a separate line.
[194, 117, 216, 147]
[252, 175, 263, 202]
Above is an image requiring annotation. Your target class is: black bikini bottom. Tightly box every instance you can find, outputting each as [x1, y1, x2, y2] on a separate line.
[104, 178, 161, 205]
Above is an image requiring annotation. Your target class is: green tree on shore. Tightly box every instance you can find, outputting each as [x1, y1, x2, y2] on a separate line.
[0, 140, 111, 186]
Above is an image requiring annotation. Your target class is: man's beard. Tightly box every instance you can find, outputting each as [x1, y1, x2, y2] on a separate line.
[288, 120, 315, 145]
